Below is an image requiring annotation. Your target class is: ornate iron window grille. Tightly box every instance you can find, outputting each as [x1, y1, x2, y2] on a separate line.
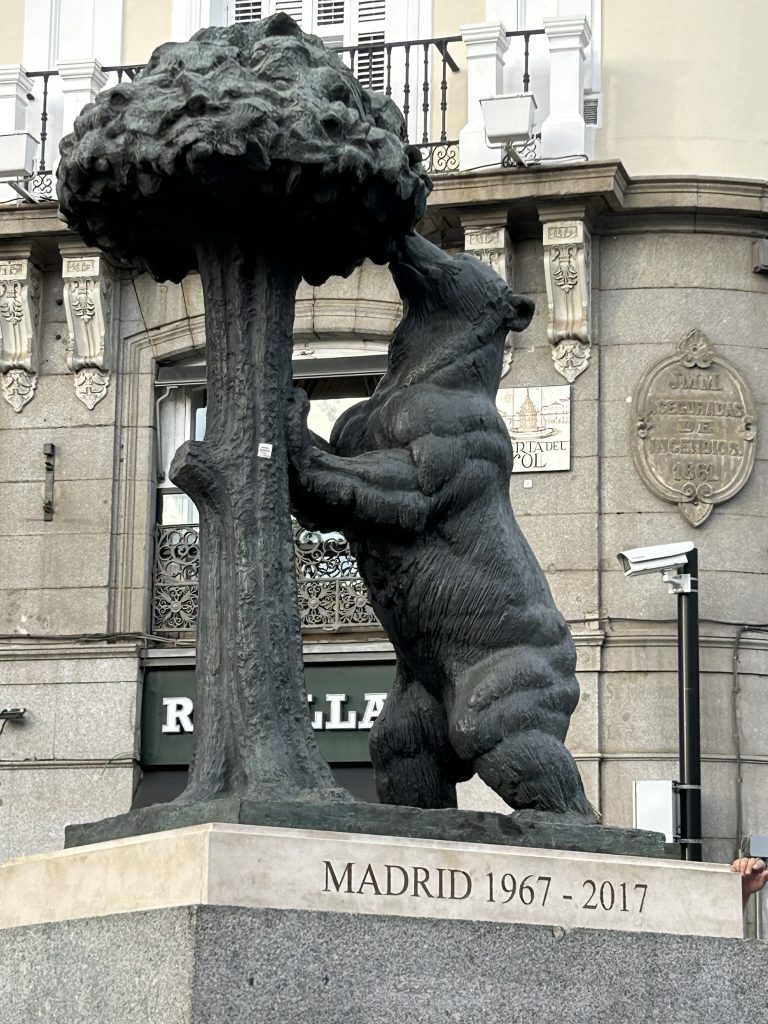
[152, 521, 379, 637]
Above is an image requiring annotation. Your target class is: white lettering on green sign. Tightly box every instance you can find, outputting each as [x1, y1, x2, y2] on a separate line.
[162, 692, 387, 735]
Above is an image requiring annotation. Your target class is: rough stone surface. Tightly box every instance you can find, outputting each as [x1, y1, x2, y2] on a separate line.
[1, 905, 767, 1023]
[0, 765, 136, 860]
[64, 796, 668, 858]
[0, 586, 110, 634]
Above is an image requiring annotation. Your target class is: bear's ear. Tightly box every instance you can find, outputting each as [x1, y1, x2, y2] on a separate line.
[504, 294, 535, 334]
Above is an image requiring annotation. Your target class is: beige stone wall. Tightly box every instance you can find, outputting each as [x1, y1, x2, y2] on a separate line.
[506, 218, 768, 860]
[429, 0, 482, 143]
[597, 0, 768, 178]
[0, 216, 140, 862]
[0, 0, 25, 64]
[122, 0, 173, 64]
[0, 651, 139, 860]
[0, 265, 118, 636]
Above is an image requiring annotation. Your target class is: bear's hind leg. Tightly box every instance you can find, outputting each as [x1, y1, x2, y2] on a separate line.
[473, 729, 598, 825]
[370, 666, 470, 809]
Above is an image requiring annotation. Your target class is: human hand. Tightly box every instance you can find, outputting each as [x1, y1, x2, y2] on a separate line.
[730, 857, 768, 906]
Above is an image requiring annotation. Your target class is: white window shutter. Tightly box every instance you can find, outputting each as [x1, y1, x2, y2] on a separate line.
[272, 0, 306, 23]
[233, 0, 263, 21]
[358, 0, 385, 22]
[316, 0, 345, 25]
[349, 0, 386, 89]
[355, 31, 385, 91]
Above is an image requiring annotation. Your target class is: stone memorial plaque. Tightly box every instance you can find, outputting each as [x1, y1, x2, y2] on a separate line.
[497, 386, 571, 472]
[0, 824, 742, 940]
[631, 330, 756, 525]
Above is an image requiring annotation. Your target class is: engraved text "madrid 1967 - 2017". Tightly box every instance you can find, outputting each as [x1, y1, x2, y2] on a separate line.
[323, 861, 649, 915]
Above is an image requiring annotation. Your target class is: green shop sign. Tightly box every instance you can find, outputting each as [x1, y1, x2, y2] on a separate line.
[142, 663, 394, 767]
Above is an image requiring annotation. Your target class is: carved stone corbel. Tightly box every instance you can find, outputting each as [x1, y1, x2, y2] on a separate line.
[542, 220, 591, 382]
[0, 255, 42, 412]
[464, 223, 516, 377]
[61, 248, 113, 409]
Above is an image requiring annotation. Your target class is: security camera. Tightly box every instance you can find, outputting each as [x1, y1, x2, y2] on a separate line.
[617, 542, 695, 578]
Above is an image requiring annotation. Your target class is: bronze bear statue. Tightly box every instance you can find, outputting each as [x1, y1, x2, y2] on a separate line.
[287, 232, 596, 824]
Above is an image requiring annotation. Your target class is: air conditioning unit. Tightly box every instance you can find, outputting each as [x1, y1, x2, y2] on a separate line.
[0, 131, 38, 179]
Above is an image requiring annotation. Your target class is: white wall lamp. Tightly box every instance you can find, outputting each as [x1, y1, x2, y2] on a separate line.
[0, 707, 27, 738]
[480, 92, 537, 166]
[618, 542, 702, 862]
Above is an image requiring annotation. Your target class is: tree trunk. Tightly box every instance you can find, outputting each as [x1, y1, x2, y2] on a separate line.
[170, 237, 344, 802]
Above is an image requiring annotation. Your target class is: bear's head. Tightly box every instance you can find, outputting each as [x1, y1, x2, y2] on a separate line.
[387, 232, 534, 389]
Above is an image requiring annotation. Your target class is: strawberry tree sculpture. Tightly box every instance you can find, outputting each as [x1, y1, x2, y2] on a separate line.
[58, 13, 430, 811]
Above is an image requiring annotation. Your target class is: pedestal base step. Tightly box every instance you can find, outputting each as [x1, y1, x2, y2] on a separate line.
[65, 795, 669, 858]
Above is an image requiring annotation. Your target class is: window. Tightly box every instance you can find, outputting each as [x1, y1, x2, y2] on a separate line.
[233, 0, 263, 21]
[152, 355, 386, 637]
[358, 0, 385, 21]
[317, 0, 345, 25]
[273, 0, 304, 18]
[355, 31, 385, 91]
[155, 361, 207, 526]
[293, 371, 380, 440]
[229, 1, 391, 73]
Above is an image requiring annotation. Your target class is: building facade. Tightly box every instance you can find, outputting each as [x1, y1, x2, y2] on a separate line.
[0, 0, 766, 872]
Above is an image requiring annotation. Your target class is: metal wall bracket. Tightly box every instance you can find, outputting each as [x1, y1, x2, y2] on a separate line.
[43, 442, 55, 521]
[662, 570, 695, 595]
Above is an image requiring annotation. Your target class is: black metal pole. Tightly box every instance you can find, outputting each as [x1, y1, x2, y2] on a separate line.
[677, 546, 702, 861]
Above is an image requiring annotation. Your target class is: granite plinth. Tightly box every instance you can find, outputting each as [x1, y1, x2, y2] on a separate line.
[0, 904, 764, 1024]
[64, 795, 669, 858]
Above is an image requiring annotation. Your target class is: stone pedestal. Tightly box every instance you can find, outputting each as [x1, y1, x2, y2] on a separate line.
[0, 827, 761, 1024]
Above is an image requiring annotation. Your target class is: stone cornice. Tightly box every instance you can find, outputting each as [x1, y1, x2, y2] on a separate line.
[429, 161, 630, 214]
[624, 175, 768, 213]
[427, 162, 768, 227]
[0, 640, 144, 662]
[0, 758, 136, 770]
[0, 203, 69, 239]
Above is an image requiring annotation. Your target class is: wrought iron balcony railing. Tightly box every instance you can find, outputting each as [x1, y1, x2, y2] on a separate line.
[21, 29, 544, 201]
[152, 521, 380, 638]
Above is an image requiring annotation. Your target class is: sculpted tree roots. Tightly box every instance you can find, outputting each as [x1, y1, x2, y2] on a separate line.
[58, 14, 430, 805]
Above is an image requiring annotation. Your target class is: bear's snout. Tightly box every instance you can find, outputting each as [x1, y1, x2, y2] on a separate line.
[506, 295, 535, 334]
